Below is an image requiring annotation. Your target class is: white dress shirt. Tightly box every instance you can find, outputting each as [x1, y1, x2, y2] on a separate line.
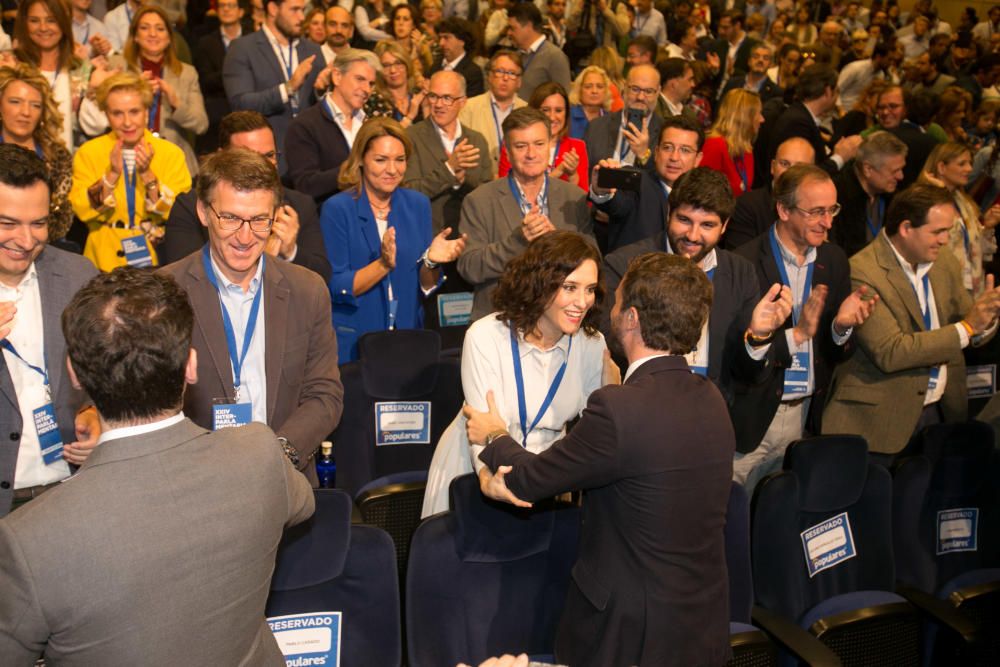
[262, 24, 299, 105]
[98, 412, 186, 445]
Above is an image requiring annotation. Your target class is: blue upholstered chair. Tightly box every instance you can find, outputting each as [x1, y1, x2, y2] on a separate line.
[405, 474, 580, 667]
[751, 435, 921, 666]
[331, 329, 463, 497]
[267, 489, 401, 666]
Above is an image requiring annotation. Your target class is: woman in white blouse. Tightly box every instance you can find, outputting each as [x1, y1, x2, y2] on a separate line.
[422, 231, 619, 517]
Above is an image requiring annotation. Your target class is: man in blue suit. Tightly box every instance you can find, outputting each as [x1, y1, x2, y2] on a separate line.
[223, 0, 325, 175]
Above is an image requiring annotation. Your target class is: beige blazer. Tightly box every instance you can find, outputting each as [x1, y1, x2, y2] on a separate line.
[457, 92, 527, 178]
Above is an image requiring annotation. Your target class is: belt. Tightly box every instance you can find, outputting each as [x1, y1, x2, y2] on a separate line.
[12, 481, 61, 501]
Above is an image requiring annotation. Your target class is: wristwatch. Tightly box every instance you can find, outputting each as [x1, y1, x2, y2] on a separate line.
[421, 248, 439, 269]
[276, 436, 300, 467]
[485, 429, 509, 446]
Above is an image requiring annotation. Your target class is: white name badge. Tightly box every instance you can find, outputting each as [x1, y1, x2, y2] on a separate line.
[33, 403, 64, 465]
[212, 402, 252, 430]
[267, 612, 342, 667]
[437, 292, 474, 327]
[967, 364, 997, 398]
[800, 512, 857, 578]
[121, 234, 153, 268]
[784, 351, 810, 395]
[375, 401, 431, 446]
[937, 508, 979, 555]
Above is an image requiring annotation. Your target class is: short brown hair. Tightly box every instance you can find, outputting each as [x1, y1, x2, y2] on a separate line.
[197, 148, 282, 207]
[619, 253, 711, 355]
[502, 106, 550, 150]
[337, 117, 412, 192]
[773, 164, 832, 211]
[218, 110, 272, 148]
[493, 231, 603, 339]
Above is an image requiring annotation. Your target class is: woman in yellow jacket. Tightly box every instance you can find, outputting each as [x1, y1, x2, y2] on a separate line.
[70, 72, 191, 272]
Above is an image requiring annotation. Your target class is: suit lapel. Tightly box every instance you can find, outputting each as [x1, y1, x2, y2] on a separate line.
[255, 33, 286, 86]
[264, 262, 289, 421]
[356, 187, 381, 257]
[757, 231, 783, 291]
[875, 235, 926, 330]
[35, 252, 65, 402]
[187, 257, 236, 392]
[496, 178, 528, 231]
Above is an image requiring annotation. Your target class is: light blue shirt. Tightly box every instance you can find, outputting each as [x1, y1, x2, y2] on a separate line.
[209, 254, 268, 424]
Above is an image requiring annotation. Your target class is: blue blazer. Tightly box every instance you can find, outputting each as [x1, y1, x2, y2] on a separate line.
[222, 30, 324, 174]
[320, 186, 434, 361]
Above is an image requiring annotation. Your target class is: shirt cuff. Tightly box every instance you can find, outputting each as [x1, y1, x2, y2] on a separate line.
[745, 341, 771, 360]
[282, 245, 298, 262]
[831, 322, 852, 346]
[590, 189, 613, 204]
[279, 82, 289, 104]
[830, 154, 845, 170]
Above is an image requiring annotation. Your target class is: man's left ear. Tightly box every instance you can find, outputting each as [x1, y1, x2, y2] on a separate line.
[66, 357, 82, 391]
[185, 348, 198, 386]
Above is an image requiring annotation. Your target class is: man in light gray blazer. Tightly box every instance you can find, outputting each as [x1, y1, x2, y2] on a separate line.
[0, 146, 99, 519]
[508, 3, 571, 99]
[458, 107, 593, 321]
[0, 267, 314, 666]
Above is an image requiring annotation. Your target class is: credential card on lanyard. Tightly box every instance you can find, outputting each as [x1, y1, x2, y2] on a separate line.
[509, 327, 571, 448]
[1, 341, 63, 464]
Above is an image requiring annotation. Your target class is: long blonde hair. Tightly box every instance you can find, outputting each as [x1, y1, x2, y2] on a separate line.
[337, 117, 413, 193]
[920, 142, 978, 217]
[0, 63, 66, 160]
[708, 89, 762, 157]
[123, 6, 183, 77]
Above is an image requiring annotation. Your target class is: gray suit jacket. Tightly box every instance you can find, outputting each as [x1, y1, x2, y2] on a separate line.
[223, 31, 324, 174]
[0, 248, 97, 518]
[0, 419, 313, 666]
[518, 39, 571, 99]
[823, 233, 978, 454]
[457, 177, 593, 321]
[159, 252, 344, 485]
[403, 119, 492, 234]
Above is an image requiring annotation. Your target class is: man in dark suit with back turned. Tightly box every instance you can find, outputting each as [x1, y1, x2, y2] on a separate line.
[159, 149, 343, 487]
[193, 0, 246, 154]
[0, 267, 313, 665]
[466, 252, 734, 667]
[603, 167, 793, 410]
[160, 111, 331, 283]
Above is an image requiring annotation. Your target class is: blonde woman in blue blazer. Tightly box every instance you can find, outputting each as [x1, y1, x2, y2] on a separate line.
[320, 117, 467, 361]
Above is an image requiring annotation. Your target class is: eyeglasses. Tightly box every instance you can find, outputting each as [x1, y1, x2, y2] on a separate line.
[427, 92, 465, 106]
[791, 204, 841, 221]
[627, 85, 657, 98]
[382, 61, 407, 71]
[659, 143, 698, 157]
[491, 67, 522, 80]
[208, 202, 274, 233]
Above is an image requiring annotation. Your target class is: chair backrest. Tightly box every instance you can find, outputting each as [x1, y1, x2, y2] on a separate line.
[333, 329, 463, 497]
[267, 489, 401, 666]
[893, 421, 1000, 593]
[726, 481, 753, 624]
[356, 471, 429, 581]
[406, 474, 581, 667]
[751, 435, 895, 622]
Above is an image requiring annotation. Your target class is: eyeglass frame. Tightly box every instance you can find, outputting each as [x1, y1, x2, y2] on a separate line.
[789, 204, 842, 221]
[206, 201, 275, 233]
[426, 92, 466, 106]
[490, 67, 523, 80]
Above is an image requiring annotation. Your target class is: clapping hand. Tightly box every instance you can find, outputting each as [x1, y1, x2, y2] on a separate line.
[521, 204, 556, 241]
[792, 284, 828, 346]
[268, 204, 300, 260]
[425, 227, 467, 264]
[750, 283, 793, 338]
[380, 226, 397, 270]
[834, 285, 879, 335]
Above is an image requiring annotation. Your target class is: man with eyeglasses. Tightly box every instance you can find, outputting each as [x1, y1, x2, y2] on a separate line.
[731, 165, 878, 491]
[824, 184, 1000, 465]
[285, 48, 377, 205]
[590, 115, 703, 252]
[867, 85, 938, 189]
[160, 111, 330, 283]
[0, 145, 99, 518]
[159, 148, 343, 487]
[459, 50, 528, 177]
[584, 63, 663, 172]
[832, 131, 907, 258]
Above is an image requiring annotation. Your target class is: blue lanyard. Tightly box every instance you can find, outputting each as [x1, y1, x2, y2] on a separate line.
[551, 139, 561, 170]
[866, 197, 885, 239]
[734, 155, 748, 193]
[509, 327, 572, 448]
[911, 273, 933, 330]
[123, 161, 137, 227]
[490, 101, 504, 154]
[277, 42, 294, 79]
[1, 341, 49, 388]
[148, 91, 160, 131]
[201, 245, 265, 397]
[125, 4, 133, 24]
[508, 174, 548, 216]
[521, 39, 544, 70]
[619, 128, 630, 161]
[769, 226, 814, 326]
[81, 22, 90, 45]
[961, 222, 971, 259]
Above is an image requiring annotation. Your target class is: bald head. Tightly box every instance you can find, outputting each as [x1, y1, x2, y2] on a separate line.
[430, 69, 466, 96]
[772, 137, 816, 183]
[325, 6, 354, 49]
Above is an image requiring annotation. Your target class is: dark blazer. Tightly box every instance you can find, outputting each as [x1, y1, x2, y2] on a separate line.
[725, 185, 774, 251]
[403, 119, 492, 234]
[193, 27, 231, 154]
[222, 30, 324, 174]
[159, 252, 344, 485]
[768, 101, 840, 175]
[284, 100, 351, 205]
[832, 164, 885, 258]
[602, 234, 766, 406]
[429, 52, 485, 97]
[731, 233, 854, 453]
[888, 122, 940, 189]
[593, 165, 668, 252]
[721, 73, 783, 104]
[0, 419, 313, 664]
[584, 109, 664, 167]
[159, 187, 331, 283]
[480, 355, 733, 667]
[0, 248, 97, 517]
[518, 38, 571, 99]
[709, 35, 758, 87]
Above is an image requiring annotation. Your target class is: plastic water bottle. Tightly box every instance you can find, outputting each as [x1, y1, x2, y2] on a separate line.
[316, 440, 336, 489]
